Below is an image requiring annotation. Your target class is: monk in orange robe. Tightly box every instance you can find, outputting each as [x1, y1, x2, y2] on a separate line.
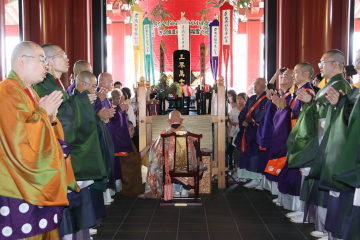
[0, 41, 78, 239]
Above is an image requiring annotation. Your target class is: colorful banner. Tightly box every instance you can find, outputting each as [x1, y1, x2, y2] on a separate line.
[177, 11, 190, 51]
[160, 44, 165, 73]
[219, 2, 233, 87]
[209, 18, 219, 81]
[143, 16, 155, 84]
[131, 4, 144, 83]
[200, 42, 206, 81]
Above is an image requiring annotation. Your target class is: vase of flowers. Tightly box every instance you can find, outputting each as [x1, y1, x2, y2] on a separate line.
[154, 73, 169, 114]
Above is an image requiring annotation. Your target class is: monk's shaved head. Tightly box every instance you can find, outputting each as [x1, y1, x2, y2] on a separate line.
[76, 71, 96, 86]
[257, 78, 266, 85]
[98, 72, 112, 82]
[10, 41, 48, 85]
[254, 77, 266, 95]
[325, 49, 345, 70]
[41, 43, 58, 57]
[11, 41, 40, 68]
[169, 111, 183, 122]
[76, 71, 97, 93]
[73, 60, 92, 77]
[98, 72, 114, 91]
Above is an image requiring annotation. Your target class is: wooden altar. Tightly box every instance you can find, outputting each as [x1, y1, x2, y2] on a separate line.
[137, 77, 227, 189]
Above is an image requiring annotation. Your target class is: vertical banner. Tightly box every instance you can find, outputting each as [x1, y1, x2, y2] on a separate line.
[200, 42, 206, 82]
[177, 11, 190, 51]
[209, 17, 220, 82]
[131, 4, 144, 82]
[173, 50, 191, 85]
[160, 44, 165, 73]
[219, 2, 233, 87]
[143, 15, 155, 85]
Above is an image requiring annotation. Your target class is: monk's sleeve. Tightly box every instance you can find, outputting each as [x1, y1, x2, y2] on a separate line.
[0, 84, 69, 206]
[238, 100, 249, 124]
[94, 96, 103, 113]
[256, 101, 277, 149]
[110, 106, 134, 153]
[286, 103, 319, 168]
[33, 81, 51, 98]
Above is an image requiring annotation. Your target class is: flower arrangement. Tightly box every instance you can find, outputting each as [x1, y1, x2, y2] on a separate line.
[153, 73, 170, 99]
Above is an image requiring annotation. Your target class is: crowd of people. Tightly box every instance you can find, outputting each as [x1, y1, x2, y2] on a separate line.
[1, 40, 360, 240]
[0, 41, 207, 239]
[229, 49, 360, 240]
[0, 41, 155, 239]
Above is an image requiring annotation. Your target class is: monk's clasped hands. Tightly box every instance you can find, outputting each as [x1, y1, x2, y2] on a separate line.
[38, 90, 63, 117]
[87, 93, 97, 104]
[297, 88, 312, 104]
[325, 87, 344, 106]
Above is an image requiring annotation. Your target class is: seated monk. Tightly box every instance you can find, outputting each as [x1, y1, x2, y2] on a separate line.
[120, 121, 152, 197]
[138, 110, 207, 199]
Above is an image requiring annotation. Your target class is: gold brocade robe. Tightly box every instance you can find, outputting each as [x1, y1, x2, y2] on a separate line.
[145, 126, 204, 198]
[0, 71, 78, 207]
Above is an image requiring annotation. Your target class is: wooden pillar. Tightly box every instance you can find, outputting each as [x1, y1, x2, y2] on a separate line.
[138, 77, 147, 151]
[217, 76, 226, 189]
[0, 0, 6, 81]
[146, 81, 151, 101]
[277, 0, 351, 70]
[22, 0, 92, 88]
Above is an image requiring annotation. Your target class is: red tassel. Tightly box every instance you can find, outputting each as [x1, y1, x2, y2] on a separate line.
[163, 150, 173, 201]
[241, 130, 246, 153]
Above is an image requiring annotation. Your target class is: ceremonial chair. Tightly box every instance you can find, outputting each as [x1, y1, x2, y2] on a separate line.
[161, 131, 202, 206]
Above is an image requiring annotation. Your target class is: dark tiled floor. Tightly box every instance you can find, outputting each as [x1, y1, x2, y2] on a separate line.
[93, 184, 318, 240]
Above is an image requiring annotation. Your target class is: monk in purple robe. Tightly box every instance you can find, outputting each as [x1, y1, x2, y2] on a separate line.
[257, 69, 294, 193]
[234, 78, 268, 189]
[273, 63, 315, 222]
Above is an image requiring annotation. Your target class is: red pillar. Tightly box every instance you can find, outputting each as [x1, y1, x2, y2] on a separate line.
[108, 20, 127, 86]
[246, 12, 263, 94]
[107, 4, 128, 87]
[22, 0, 92, 89]
[0, 0, 6, 81]
[278, 0, 351, 73]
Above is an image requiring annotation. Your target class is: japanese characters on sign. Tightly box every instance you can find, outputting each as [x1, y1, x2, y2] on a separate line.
[152, 20, 210, 36]
[177, 16, 190, 51]
[222, 10, 230, 46]
[160, 45, 165, 73]
[211, 26, 219, 57]
[200, 43, 206, 81]
[133, 11, 140, 46]
[144, 25, 151, 55]
[173, 50, 191, 85]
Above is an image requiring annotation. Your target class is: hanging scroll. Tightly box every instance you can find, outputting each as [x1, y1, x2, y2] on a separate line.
[219, 2, 233, 87]
[131, 4, 144, 82]
[200, 42, 206, 81]
[160, 44, 165, 73]
[177, 11, 190, 51]
[209, 16, 219, 81]
[173, 50, 191, 85]
[143, 14, 155, 84]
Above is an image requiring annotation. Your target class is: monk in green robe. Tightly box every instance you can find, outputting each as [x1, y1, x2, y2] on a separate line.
[286, 49, 351, 238]
[33, 45, 107, 238]
[320, 49, 360, 240]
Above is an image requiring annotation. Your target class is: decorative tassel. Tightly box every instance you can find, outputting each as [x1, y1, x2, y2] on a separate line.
[52, 69, 65, 90]
[163, 150, 173, 201]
